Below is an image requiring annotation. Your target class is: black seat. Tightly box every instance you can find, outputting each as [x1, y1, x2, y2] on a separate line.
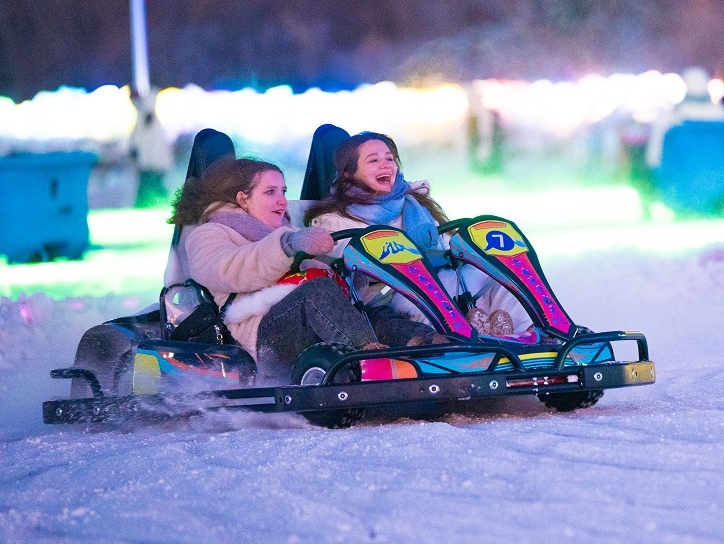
[171, 128, 237, 247]
[299, 124, 350, 200]
[161, 128, 237, 342]
[163, 124, 349, 342]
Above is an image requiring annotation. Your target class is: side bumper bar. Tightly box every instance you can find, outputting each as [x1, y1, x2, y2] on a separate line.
[43, 359, 655, 424]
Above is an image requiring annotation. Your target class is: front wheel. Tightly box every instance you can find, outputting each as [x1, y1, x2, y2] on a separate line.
[290, 343, 364, 429]
[538, 389, 604, 412]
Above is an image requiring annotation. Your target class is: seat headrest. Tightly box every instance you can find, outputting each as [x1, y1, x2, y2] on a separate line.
[300, 124, 350, 200]
[185, 128, 236, 181]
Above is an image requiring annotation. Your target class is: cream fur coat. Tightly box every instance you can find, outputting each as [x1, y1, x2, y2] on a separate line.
[184, 206, 297, 358]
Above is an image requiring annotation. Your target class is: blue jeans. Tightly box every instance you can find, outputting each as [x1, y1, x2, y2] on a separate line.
[366, 305, 436, 347]
[256, 277, 375, 383]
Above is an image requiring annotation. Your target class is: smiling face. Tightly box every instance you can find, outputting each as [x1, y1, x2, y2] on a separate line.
[354, 139, 399, 195]
[237, 169, 288, 228]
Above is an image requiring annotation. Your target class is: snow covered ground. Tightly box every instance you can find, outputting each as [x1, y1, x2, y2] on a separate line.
[1, 207, 724, 543]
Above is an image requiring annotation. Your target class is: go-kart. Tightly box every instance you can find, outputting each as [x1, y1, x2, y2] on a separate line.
[41, 129, 655, 429]
[42, 217, 655, 429]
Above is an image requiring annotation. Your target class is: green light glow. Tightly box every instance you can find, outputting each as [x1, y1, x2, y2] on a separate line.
[0, 243, 168, 300]
[0, 209, 172, 300]
[87, 208, 173, 246]
[2, 202, 723, 301]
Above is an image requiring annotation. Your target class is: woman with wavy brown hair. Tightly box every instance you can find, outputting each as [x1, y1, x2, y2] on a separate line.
[304, 131, 532, 339]
[170, 156, 385, 383]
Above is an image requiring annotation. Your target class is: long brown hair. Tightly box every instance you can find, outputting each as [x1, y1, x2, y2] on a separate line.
[303, 132, 448, 226]
[169, 157, 283, 226]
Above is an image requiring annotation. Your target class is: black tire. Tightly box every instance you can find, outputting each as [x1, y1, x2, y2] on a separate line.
[290, 343, 364, 429]
[538, 389, 604, 412]
[70, 311, 162, 398]
[70, 324, 136, 398]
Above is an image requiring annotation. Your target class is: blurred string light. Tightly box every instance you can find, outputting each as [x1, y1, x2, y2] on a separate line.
[0, 85, 136, 153]
[155, 81, 469, 146]
[709, 78, 724, 103]
[471, 70, 708, 137]
[1, 71, 722, 152]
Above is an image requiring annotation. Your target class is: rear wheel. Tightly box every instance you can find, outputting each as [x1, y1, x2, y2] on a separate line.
[538, 389, 604, 412]
[70, 324, 136, 398]
[290, 343, 364, 429]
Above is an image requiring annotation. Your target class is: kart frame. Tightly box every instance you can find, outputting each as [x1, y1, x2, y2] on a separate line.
[43, 331, 654, 425]
[41, 128, 657, 428]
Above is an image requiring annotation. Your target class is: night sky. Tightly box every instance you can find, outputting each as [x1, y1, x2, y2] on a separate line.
[1, 0, 723, 101]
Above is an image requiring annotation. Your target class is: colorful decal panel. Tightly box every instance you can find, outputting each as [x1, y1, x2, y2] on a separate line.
[498, 253, 572, 334]
[133, 348, 240, 395]
[413, 342, 613, 375]
[133, 352, 161, 394]
[354, 228, 474, 338]
[465, 219, 573, 336]
[278, 267, 349, 296]
[389, 259, 474, 337]
[468, 220, 528, 257]
[416, 351, 558, 374]
[360, 358, 418, 381]
[155, 350, 240, 381]
[360, 230, 422, 265]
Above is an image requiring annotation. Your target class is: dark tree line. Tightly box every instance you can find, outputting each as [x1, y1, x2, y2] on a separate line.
[1, 0, 723, 101]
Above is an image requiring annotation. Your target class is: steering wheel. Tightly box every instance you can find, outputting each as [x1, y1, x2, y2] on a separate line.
[437, 218, 470, 235]
[288, 228, 366, 274]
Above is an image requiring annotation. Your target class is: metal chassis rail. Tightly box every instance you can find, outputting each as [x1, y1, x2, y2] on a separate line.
[43, 357, 655, 425]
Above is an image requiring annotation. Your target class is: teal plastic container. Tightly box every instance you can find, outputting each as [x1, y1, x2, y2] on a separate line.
[0, 151, 97, 263]
[655, 120, 724, 215]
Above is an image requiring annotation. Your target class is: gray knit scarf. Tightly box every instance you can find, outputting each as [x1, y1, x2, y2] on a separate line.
[208, 210, 290, 241]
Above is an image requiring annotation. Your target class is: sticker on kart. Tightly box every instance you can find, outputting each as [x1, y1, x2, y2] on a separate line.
[360, 229, 422, 265]
[468, 220, 528, 257]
